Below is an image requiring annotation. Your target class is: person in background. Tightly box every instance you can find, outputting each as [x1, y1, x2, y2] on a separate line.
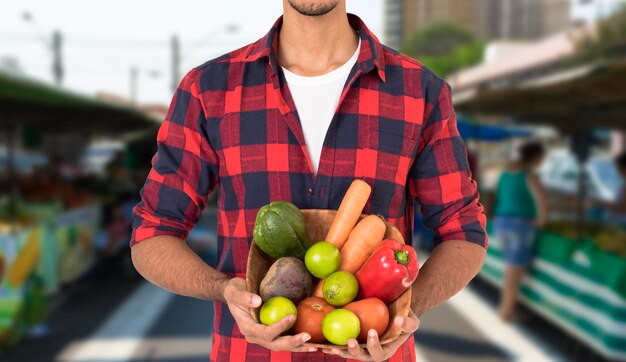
[493, 141, 549, 321]
[610, 152, 626, 217]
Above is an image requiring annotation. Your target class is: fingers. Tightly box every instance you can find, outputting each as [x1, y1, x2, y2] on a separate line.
[393, 311, 420, 333]
[347, 338, 370, 360]
[379, 331, 412, 358]
[223, 278, 262, 309]
[263, 315, 299, 339]
[238, 319, 310, 351]
[268, 333, 312, 351]
[291, 346, 318, 353]
[366, 329, 385, 360]
[226, 288, 262, 309]
[224, 279, 314, 353]
[236, 318, 312, 352]
[324, 329, 412, 361]
[322, 348, 354, 359]
[322, 339, 369, 360]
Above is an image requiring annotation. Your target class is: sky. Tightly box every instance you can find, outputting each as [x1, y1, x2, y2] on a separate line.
[0, 1, 384, 105]
[1, 0, 624, 106]
[572, 0, 626, 23]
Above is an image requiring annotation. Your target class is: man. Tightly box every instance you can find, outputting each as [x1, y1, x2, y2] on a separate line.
[131, 1, 487, 361]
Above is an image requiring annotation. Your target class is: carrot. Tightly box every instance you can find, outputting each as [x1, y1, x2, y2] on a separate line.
[312, 279, 324, 297]
[325, 179, 372, 249]
[339, 215, 386, 273]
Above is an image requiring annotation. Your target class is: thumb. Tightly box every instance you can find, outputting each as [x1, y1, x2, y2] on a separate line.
[225, 280, 262, 308]
[233, 291, 263, 308]
[394, 313, 420, 333]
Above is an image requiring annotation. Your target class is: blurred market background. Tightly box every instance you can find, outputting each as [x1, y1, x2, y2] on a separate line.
[1, 0, 626, 361]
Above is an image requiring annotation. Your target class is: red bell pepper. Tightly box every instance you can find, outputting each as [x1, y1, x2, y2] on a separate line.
[355, 239, 419, 303]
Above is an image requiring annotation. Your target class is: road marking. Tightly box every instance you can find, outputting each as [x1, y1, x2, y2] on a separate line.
[56, 281, 174, 362]
[414, 344, 430, 362]
[446, 286, 562, 362]
[56, 337, 212, 361]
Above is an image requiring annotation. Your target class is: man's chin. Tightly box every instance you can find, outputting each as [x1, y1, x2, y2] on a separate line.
[287, 0, 339, 17]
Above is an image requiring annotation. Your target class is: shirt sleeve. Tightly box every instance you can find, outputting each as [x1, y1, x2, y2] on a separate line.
[408, 79, 487, 248]
[130, 69, 219, 246]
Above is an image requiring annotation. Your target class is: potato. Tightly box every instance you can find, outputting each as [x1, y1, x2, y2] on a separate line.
[260, 257, 312, 304]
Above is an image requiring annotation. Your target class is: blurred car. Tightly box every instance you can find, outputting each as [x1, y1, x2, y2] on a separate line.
[540, 150, 623, 203]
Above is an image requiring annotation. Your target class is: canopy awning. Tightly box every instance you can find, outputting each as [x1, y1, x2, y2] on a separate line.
[457, 117, 532, 141]
[0, 71, 159, 135]
[452, 60, 626, 131]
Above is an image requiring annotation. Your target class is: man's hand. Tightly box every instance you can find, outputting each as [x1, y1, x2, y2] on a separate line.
[223, 278, 317, 353]
[322, 310, 419, 361]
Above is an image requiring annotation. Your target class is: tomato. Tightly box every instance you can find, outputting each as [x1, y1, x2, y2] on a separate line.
[344, 298, 389, 342]
[292, 297, 335, 343]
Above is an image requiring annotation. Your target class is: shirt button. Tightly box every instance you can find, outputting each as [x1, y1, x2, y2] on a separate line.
[306, 187, 314, 196]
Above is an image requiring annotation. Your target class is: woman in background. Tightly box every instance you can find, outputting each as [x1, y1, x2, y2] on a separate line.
[610, 152, 626, 219]
[493, 141, 549, 321]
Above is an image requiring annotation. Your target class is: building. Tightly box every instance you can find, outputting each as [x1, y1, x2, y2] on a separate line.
[542, 0, 574, 37]
[385, 0, 479, 49]
[412, 0, 477, 38]
[495, 0, 572, 40]
[475, 0, 504, 40]
[384, 0, 572, 49]
[384, 0, 404, 50]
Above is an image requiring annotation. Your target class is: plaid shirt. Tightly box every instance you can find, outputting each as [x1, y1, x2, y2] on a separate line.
[132, 13, 487, 362]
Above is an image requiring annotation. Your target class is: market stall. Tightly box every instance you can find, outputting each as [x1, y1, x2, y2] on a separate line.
[482, 225, 626, 360]
[0, 71, 159, 349]
[449, 26, 626, 360]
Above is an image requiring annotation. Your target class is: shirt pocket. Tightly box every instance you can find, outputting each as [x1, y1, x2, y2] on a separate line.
[357, 128, 418, 218]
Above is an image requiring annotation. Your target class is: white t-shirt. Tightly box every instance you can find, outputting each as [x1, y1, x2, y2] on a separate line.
[282, 39, 361, 174]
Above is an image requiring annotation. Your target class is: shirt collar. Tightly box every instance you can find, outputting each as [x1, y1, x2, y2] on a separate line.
[245, 13, 386, 83]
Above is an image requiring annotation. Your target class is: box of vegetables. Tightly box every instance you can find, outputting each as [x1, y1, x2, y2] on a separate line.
[246, 180, 419, 348]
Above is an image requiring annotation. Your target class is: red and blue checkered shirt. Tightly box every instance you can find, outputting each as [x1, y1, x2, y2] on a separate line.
[132, 13, 487, 362]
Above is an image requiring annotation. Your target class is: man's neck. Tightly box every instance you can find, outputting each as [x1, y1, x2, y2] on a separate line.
[278, 6, 359, 77]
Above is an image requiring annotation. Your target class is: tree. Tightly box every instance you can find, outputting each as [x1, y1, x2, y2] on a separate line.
[577, 5, 626, 61]
[400, 22, 484, 78]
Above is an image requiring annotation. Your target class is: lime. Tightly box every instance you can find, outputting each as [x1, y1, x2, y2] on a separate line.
[322, 271, 358, 307]
[259, 296, 297, 329]
[322, 309, 360, 345]
[305, 241, 341, 278]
